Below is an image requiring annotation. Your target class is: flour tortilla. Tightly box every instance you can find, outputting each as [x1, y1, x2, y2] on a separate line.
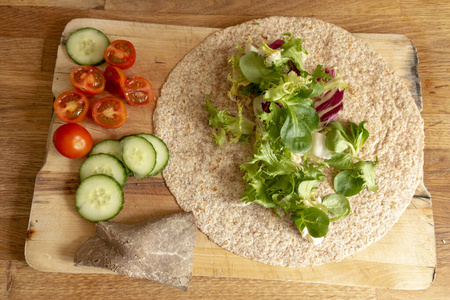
[153, 17, 424, 267]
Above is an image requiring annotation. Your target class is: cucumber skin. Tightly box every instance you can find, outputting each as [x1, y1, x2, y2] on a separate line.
[120, 136, 156, 179]
[137, 133, 170, 176]
[75, 174, 124, 223]
[89, 139, 122, 158]
[70, 57, 106, 67]
[89, 139, 133, 176]
[79, 153, 128, 187]
[66, 27, 110, 66]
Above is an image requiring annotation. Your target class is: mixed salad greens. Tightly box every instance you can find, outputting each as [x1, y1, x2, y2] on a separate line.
[204, 33, 378, 243]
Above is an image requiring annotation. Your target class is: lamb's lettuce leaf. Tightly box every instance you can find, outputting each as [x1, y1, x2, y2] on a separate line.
[323, 120, 378, 196]
[239, 51, 273, 84]
[325, 152, 353, 170]
[322, 193, 350, 221]
[291, 207, 330, 238]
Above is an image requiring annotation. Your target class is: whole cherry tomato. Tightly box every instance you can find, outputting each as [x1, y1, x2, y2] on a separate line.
[53, 123, 93, 159]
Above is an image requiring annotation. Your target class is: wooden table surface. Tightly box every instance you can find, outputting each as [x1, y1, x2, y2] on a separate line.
[1, 1, 449, 299]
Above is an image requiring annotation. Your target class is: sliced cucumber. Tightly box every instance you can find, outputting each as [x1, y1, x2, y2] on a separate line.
[89, 139, 122, 160]
[89, 139, 133, 176]
[79, 153, 127, 187]
[75, 174, 123, 222]
[137, 133, 169, 176]
[66, 27, 110, 65]
[121, 136, 156, 179]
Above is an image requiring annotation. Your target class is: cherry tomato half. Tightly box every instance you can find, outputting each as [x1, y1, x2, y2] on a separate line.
[104, 65, 127, 97]
[122, 77, 154, 106]
[53, 91, 89, 123]
[92, 97, 127, 129]
[70, 65, 105, 95]
[104, 40, 136, 70]
[53, 123, 93, 159]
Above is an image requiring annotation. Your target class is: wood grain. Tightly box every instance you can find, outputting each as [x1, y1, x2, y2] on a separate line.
[104, 0, 403, 16]
[1, 1, 449, 299]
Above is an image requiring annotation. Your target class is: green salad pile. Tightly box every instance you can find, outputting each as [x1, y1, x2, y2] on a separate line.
[205, 34, 378, 242]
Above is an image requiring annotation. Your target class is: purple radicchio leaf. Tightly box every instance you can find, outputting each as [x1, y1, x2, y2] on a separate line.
[314, 86, 345, 130]
[268, 39, 284, 49]
[317, 67, 337, 82]
[315, 89, 344, 113]
[325, 67, 336, 78]
[318, 101, 344, 129]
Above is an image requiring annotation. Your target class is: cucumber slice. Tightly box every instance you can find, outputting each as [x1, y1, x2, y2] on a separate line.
[121, 136, 156, 179]
[66, 27, 110, 65]
[89, 139, 132, 176]
[137, 133, 169, 176]
[89, 139, 122, 160]
[79, 153, 127, 187]
[75, 174, 124, 222]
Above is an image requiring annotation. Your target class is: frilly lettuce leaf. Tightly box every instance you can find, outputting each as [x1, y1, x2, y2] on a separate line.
[264, 71, 310, 102]
[354, 158, 378, 193]
[204, 95, 254, 146]
[279, 33, 308, 72]
[227, 44, 252, 100]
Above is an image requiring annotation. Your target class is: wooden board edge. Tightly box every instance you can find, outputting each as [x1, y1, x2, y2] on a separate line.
[24, 237, 436, 291]
[192, 261, 436, 291]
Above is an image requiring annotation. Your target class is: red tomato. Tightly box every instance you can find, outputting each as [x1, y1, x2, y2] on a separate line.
[70, 65, 105, 95]
[104, 40, 136, 70]
[104, 65, 127, 97]
[53, 91, 89, 123]
[92, 97, 127, 129]
[53, 123, 93, 159]
[122, 77, 154, 106]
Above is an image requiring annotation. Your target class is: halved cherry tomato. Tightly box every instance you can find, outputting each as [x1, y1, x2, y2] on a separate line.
[122, 77, 154, 106]
[92, 97, 127, 129]
[104, 40, 136, 70]
[104, 65, 127, 97]
[70, 65, 105, 95]
[53, 91, 89, 123]
[53, 123, 93, 159]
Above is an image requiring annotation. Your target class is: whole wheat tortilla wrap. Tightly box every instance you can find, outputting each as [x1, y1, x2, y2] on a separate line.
[153, 16, 424, 267]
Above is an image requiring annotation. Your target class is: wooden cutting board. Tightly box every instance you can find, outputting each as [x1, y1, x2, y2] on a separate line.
[25, 18, 436, 290]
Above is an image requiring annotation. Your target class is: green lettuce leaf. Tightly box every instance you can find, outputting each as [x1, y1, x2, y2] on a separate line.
[325, 152, 353, 170]
[322, 193, 350, 221]
[292, 207, 330, 238]
[204, 95, 254, 146]
[354, 158, 378, 193]
[227, 44, 252, 100]
[297, 179, 321, 202]
[239, 51, 273, 84]
[279, 33, 308, 72]
[247, 139, 297, 176]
